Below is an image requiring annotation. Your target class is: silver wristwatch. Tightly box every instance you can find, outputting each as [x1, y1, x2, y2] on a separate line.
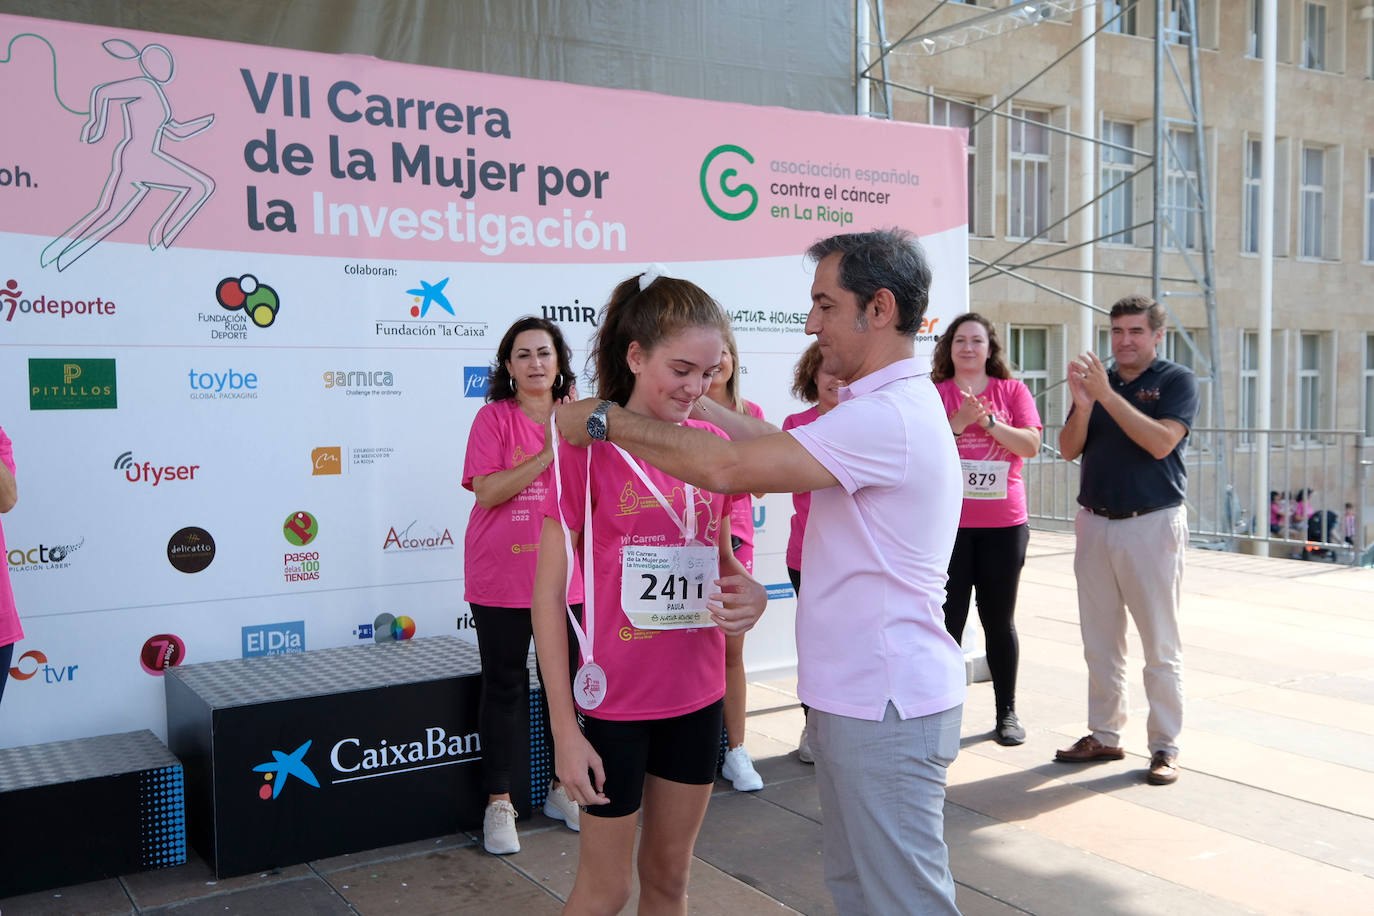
[586, 400, 614, 442]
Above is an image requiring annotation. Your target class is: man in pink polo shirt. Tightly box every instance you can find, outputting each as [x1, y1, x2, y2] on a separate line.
[557, 229, 966, 914]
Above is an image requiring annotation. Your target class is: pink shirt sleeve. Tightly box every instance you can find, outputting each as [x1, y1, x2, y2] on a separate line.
[1006, 378, 1043, 430]
[462, 402, 508, 490]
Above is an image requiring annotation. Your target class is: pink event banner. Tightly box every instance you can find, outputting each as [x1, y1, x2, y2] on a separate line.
[0, 13, 966, 267]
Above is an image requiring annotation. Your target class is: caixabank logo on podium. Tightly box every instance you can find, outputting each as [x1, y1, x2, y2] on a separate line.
[208, 678, 488, 875]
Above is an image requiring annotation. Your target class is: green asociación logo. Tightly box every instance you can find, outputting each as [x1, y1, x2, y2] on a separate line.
[699, 144, 758, 221]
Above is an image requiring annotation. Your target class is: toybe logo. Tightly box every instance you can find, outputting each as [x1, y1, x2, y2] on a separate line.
[8, 649, 78, 684]
[463, 366, 489, 398]
[242, 621, 305, 658]
[283, 510, 321, 582]
[189, 368, 258, 400]
[29, 358, 117, 410]
[3, 278, 116, 323]
[167, 526, 215, 573]
[115, 451, 201, 486]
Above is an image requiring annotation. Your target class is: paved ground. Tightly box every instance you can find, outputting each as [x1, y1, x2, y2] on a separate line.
[4, 530, 1373, 914]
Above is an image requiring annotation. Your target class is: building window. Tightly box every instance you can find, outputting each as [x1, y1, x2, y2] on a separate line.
[1366, 153, 1374, 263]
[1101, 120, 1136, 244]
[1241, 330, 1259, 441]
[1103, 0, 1138, 34]
[1164, 127, 1200, 250]
[1302, 1, 1327, 70]
[1243, 138, 1262, 254]
[1164, 328, 1211, 425]
[932, 97, 978, 237]
[1248, 0, 1263, 56]
[1299, 143, 1340, 259]
[1008, 107, 1051, 240]
[1298, 332, 1322, 438]
[1008, 326, 1049, 402]
[1364, 334, 1374, 439]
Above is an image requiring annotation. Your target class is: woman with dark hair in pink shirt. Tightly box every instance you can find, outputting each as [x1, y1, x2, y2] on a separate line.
[0, 427, 21, 711]
[462, 316, 584, 855]
[931, 313, 1042, 746]
[531, 267, 766, 915]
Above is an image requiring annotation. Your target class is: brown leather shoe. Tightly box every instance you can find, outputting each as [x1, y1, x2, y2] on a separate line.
[1054, 735, 1126, 762]
[1147, 751, 1179, 785]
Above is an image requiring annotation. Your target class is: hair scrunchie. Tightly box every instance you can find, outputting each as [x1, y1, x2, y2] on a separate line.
[639, 263, 668, 291]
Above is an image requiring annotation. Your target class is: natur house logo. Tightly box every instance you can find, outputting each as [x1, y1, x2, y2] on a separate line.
[29, 358, 117, 410]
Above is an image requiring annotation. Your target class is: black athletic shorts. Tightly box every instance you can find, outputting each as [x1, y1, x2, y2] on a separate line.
[577, 698, 724, 818]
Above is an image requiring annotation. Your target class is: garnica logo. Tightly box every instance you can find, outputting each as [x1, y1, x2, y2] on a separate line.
[699, 144, 758, 221]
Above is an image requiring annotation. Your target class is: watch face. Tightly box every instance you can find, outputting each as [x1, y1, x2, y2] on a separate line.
[587, 403, 610, 441]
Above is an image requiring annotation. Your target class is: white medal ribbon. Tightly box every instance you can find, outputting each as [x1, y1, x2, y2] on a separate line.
[551, 414, 606, 710]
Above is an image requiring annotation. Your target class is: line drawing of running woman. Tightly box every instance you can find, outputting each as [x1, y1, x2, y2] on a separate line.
[40, 39, 215, 272]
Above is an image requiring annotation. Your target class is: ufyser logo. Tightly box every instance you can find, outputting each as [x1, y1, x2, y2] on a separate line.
[115, 451, 201, 486]
[700, 144, 758, 221]
[463, 366, 489, 398]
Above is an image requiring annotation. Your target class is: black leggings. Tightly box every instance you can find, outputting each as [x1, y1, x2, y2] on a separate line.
[0, 642, 12, 709]
[470, 603, 580, 796]
[942, 524, 1030, 714]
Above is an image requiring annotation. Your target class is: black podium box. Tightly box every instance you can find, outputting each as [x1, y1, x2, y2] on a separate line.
[165, 636, 519, 878]
[0, 730, 186, 898]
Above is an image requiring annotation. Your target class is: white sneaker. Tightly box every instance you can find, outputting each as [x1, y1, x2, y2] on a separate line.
[721, 745, 764, 791]
[482, 800, 520, 855]
[542, 783, 581, 832]
[797, 721, 815, 764]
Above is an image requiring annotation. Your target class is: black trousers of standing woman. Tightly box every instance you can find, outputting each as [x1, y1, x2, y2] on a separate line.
[470, 603, 581, 797]
[942, 524, 1030, 715]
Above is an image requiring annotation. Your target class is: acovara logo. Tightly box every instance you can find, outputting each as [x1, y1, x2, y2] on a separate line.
[188, 368, 258, 399]
[312, 446, 342, 475]
[8, 649, 78, 684]
[283, 510, 319, 546]
[167, 526, 215, 573]
[7, 537, 84, 571]
[215, 273, 280, 328]
[463, 366, 490, 398]
[700, 144, 758, 221]
[252, 740, 319, 800]
[382, 520, 454, 553]
[28, 358, 117, 410]
[140, 633, 186, 676]
[3, 278, 116, 323]
[242, 620, 305, 658]
[115, 451, 201, 486]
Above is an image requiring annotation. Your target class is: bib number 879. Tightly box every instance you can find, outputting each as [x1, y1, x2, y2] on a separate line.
[639, 573, 703, 602]
[967, 471, 997, 487]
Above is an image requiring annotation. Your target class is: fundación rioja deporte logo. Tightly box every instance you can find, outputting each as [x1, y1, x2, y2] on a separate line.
[215, 273, 280, 328]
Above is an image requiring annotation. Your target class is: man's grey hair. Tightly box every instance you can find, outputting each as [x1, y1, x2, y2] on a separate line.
[807, 228, 932, 337]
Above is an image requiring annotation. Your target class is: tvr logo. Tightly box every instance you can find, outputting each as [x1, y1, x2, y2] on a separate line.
[8, 649, 79, 683]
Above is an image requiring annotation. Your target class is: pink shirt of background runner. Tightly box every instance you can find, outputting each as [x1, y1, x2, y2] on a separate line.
[726, 399, 765, 572]
[781, 406, 819, 572]
[787, 360, 965, 722]
[934, 377, 1042, 529]
[463, 399, 584, 607]
[0, 428, 22, 647]
[544, 420, 729, 721]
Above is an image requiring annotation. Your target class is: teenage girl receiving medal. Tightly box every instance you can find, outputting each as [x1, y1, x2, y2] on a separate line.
[531, 267, 767, 915]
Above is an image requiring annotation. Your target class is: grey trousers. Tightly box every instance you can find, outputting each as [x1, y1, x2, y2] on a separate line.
[812, 702, 963, 915]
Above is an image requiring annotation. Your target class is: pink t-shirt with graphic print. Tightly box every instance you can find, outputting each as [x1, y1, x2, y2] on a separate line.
[463, 399, 583, 607]
[935, 377, 1042, 529]
[544, 419, 729, 722]
[0, 427, 21, 647]
[726, 400, 765, 572]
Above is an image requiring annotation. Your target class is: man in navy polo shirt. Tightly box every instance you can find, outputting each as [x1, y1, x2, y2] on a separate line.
[1054, 294, 1198, 786]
